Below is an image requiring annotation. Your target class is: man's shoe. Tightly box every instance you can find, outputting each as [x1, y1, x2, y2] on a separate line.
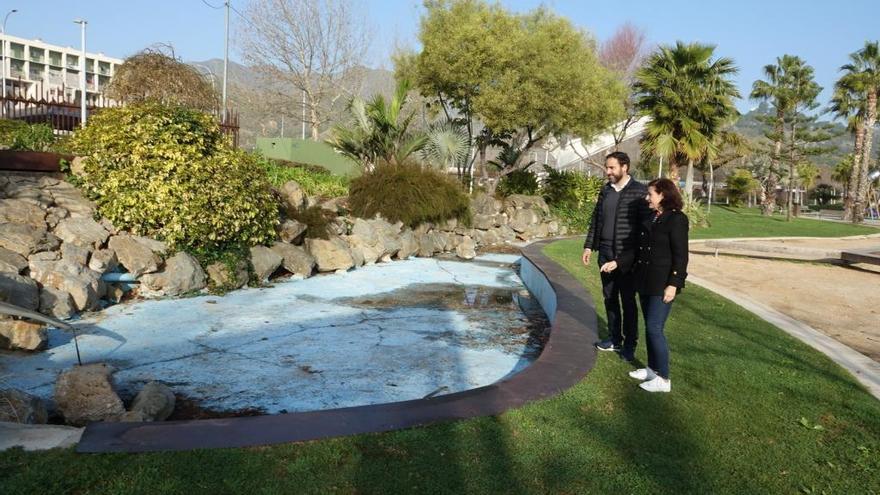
[639, 376, 671, 393]
[628, 368, 657, 381]
[595, 339, 621, 352]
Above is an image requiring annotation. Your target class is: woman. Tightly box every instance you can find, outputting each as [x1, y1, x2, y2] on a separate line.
[628, 178, 688, 393]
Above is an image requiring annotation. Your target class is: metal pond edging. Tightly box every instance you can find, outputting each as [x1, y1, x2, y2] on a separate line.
[76, 238, 598, 453]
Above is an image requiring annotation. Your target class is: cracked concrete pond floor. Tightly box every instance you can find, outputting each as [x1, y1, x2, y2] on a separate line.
[0, 254, 552, 416]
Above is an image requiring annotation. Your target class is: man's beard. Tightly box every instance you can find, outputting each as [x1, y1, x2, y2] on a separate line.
[608, 171, 624, 183]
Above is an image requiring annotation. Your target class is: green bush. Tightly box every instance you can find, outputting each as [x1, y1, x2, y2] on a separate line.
[0, 120, 56, 151]
[69, 101, 278, 255]
[541, 166, 604, 234]
[682, 195, 709, 229]
[261, 158, 349, 198]
[348, 162, 471, 228]
[726, 169, 759, 207]
[497, 168, 539, 196]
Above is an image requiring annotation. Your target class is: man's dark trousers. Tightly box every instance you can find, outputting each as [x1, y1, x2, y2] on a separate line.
[598, 243, 638, 353]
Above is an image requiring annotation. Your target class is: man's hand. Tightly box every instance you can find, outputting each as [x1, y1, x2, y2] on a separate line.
[600, 260, 618, 273]
[582, 248, 592, 266]
[663, 285, 677, 304]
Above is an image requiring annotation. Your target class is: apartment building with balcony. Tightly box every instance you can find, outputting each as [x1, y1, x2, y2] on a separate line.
[0, 33, 122, 101]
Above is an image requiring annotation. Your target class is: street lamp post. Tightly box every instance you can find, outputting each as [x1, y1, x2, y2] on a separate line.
[1, 9, 18, 108]
[73, 19, 87, 127]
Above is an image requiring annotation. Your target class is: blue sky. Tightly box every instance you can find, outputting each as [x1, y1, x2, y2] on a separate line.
[5, 0, 878, 111]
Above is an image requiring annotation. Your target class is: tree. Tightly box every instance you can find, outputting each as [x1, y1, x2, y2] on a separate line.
[327, 80, 427, 170]
[598, 22, 649, 150]
[726, 168, 760, 206]
[238, 0, 370, 141]
[828, 76, 865, 218]
[105, 45, 218, 111]
[838, 41, 880, 223]
[633, 41, 740, 197]
[410, 0, 624, 191]
[832, 155, 854, 198]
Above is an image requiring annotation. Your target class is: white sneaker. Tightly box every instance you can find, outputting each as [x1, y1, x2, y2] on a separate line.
[639, 376, 671, 393]
[628, 368, 657, 381]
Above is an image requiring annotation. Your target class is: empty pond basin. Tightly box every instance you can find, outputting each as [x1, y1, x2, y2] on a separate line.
[0, 255, 551, 416]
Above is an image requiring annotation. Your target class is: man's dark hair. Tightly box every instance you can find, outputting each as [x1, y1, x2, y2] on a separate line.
[605, 151, 630, 170]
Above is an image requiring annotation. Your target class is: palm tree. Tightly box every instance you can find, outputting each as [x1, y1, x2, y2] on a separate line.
[327, 80, 427, 171]
[421, 121, 469, 171]
[634, 41, 739, 198]
[828, 77, 866, 218]
[839, 41, 880, 223]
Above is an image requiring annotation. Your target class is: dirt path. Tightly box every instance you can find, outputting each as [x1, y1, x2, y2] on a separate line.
[689, 254, 880, 362]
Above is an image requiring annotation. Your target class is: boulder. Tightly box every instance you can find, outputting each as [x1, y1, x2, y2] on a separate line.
[534, 222, 551, 238]
[496, 225, 518, 242]
[0, 223, 60, 256]
[455, 236, 477, 260]
[120, 382, 175, 422]
[28, 260, 104, 311]
[278, 219, 307, 244]
[305, 237, 354, 272]
[343, 234, 374, 265]
[206, 261, 249, 290]
[471, 193, 501, 216]
[61, 243, 91, 267]
[249, 246, 283, 282]
[131, 235, 168, 256]
[0, 389, 48, 424]
[547, 220, 560, 236]
[472, 214, 494, 230]
[0, 198, 46, 228]
[0, 247, 27, 274]
[0, 272, 40, 310]
[279, 181, 306, 210]
[108, 235, 162, 276]
[0, 319, 48, 351]
[28, 251, 60, 262]
[88, 249, 118, 274]
[503, 194, 550, 215]
[397, 230, 419, 259]
[141, 252, 208, 296]
[493, 213, 509, 227]
[70, 156, 87, 178]
[49, 186, 95, 218]
[508, 208, 540, 233]
[53, 217, 109, 249]
[54, 364, 125, 426]
[270, 242, 316, 277]
[39, 287, 77, 319]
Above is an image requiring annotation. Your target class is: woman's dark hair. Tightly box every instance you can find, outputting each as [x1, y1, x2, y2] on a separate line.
[648, 178, 684, 211]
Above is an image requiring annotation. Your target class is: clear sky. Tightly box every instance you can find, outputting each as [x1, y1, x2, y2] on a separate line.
[5, 0, 878, 111]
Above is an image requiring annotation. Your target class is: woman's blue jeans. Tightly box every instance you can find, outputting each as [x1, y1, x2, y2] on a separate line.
[639, 295, 673, 378]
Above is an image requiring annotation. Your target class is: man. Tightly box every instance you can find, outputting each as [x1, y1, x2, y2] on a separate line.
[582, 151, 651, 361]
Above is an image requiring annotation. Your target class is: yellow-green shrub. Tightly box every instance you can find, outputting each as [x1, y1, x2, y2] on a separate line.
[69, 102, 278, 253]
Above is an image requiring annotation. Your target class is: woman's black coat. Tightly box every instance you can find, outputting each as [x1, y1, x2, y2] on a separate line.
[621, 210, 689, 296]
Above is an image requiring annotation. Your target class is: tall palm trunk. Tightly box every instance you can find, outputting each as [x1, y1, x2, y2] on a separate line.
[854, 90, 877, 223]
[786, 118, 797, 222]
[667, 155, 681, 184]
[762, 114, 784, 216]
[684, 158, 695, 199]
[844, 123, 867, 221]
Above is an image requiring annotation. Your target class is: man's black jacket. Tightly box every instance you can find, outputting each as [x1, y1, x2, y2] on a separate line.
[583, 178, 651, 269]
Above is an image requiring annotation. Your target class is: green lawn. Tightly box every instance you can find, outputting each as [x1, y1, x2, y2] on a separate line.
[2, 239, 879, 494]
[692, 206, 879, 240]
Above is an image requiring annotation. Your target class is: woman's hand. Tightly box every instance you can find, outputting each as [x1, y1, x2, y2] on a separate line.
[663, 285, 677, 303]
[600, 260, 618, 273]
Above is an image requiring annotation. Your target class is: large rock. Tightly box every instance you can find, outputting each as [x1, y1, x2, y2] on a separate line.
[455, 235, 477, 260]
[508, 208, 540, 233]
[280, 181, 306, 210]
[28, 260, 104, 311]
[141, 252, 208, 296]
[88, 249, 118, 274]
[503, 194, 550, 215]
[471, 193, 501, 216]
[344, 233, 381, 265]
[0, 319, 48, 351]
[278, 219, 307, 244]
[0, 223, 60, 256]
[120, 382, 175, 422]
[61, 243, 91, 267]
[0, 247, 27, 274]
[0, 272, 40, 310]
[54, 217, 110, 249]
[396, 230, 419, 259]
[472, 214, 494, 230]
[496, 225, 518, 243]
[108, 235, 162, 276]
[305, 237, 354, 272]
[206, 261, 249, 290]
[54, 364, 125, 426]
[0, 389, 48, 424]
[130, 235, 168, 256]
[249, 246, 283, 282]
[0, 198, 46, 228]
[39, 287, 77, 319]
[48, 185, 95, 218]
[417, 233, 445, 257]
[270, 242, 316, 277]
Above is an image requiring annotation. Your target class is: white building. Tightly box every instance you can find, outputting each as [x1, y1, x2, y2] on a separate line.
[0, 33, 122, 101]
